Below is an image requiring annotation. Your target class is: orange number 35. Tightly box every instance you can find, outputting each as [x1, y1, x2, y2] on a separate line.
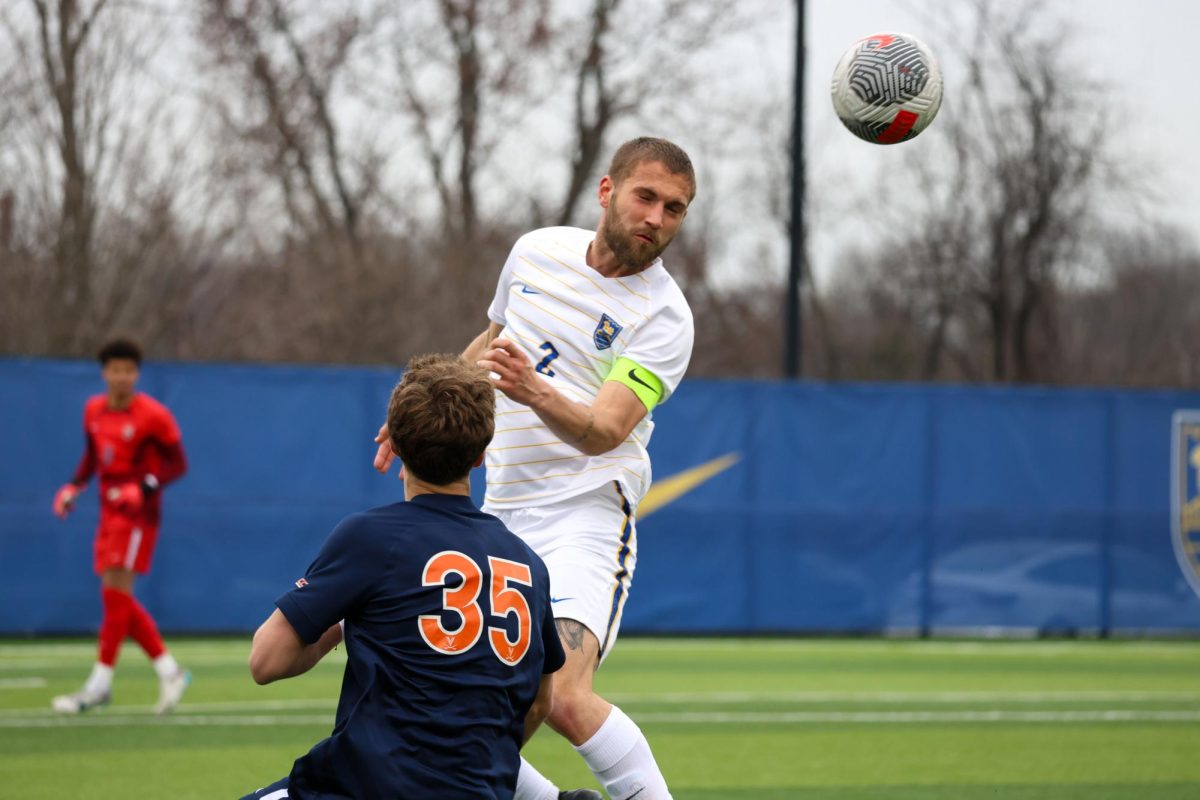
[419, 551, 533, 666]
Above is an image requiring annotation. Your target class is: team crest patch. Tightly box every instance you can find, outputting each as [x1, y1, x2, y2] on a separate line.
[1171, 411, 1200, 600]
[593, 313, 623, 350]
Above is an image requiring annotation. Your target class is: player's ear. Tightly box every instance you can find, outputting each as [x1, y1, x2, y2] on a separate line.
[598, 175, 613, 208]
[473, 453, 485, 469]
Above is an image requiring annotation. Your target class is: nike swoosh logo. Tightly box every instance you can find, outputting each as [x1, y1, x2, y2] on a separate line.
[628, 369, 660, 397]
[520, 285, 541, 294]
[638, 453, 741, 518]
[550, 597, 574, 604]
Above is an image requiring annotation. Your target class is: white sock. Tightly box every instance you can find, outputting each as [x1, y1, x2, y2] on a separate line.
[514, 756, 559, 800]
[576, 706, 672, 800]
[83, 663, 113, 695]
[152, 652, 179, 681]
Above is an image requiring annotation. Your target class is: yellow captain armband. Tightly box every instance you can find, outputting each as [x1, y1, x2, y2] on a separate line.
[606, 357, 664, 412]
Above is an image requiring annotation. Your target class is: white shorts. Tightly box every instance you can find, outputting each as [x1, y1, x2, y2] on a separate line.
[485, 481, 636, 663]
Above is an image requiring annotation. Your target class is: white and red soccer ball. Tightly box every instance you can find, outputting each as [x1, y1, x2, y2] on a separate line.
[831, 33, 943, 145]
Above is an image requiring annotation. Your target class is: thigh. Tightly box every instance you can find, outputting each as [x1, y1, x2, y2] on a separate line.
[94, 513, 159, 575]
[495, 482, 638, 664]
[239, 777, 290, 799]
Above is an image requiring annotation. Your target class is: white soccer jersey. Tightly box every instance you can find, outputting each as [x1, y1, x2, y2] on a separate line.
[483, 226, 694, 511]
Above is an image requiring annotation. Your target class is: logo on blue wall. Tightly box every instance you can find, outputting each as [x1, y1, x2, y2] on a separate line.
[593, 313, 622, 350]
[1171, 410, 1200, 600]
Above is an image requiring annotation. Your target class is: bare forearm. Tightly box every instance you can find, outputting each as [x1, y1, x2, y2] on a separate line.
[478, 338, 645, 456]
[528, 389, 611, 456]
[285, 623, 343, 678]
[249, 614, 343, 685]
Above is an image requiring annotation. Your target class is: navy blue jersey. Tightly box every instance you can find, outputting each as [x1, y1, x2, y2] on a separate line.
[275, 493, 565, 799]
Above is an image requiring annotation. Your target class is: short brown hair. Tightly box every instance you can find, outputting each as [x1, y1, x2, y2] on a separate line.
[607, 137, 696, 200]
[387, 354, 495, 486]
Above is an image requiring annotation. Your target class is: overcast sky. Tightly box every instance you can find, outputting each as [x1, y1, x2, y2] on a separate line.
[757, 0, 1200, 285]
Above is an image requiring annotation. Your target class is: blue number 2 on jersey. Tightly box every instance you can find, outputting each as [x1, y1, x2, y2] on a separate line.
[534, 341, 559, 377]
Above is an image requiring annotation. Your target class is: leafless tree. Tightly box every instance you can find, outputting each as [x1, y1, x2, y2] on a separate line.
[838, 0, 1123, 384]
[0, 0, 199, 356]
[197, 0, 378, 248]
[367, 0, 554, 242]
[1059, 225, 1200, 387]
[550, 0, 748, 227]
[194, 0, 397, 361]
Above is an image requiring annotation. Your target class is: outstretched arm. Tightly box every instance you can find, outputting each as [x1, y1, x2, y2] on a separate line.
[463, 321, 504, 363]
[477, 338, 647, 456]
[248, 609, 343, 685]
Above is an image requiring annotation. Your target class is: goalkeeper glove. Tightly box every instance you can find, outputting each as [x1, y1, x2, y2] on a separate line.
[53, 484, 83, 519]
[105, 483, 144, 513]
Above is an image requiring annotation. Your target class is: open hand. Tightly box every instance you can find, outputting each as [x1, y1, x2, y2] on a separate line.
[477, 339, 547, 407]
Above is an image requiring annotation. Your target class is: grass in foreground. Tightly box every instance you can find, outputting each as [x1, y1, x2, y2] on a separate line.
[1, 637, 1198, 798]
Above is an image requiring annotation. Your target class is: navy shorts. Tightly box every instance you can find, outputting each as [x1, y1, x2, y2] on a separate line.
[239, 777, 289, 799]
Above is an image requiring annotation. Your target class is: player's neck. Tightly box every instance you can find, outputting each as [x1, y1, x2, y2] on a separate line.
[586, 239, 644, 279]
[106, 391, 134, 411]
[404, 474, 472, 501]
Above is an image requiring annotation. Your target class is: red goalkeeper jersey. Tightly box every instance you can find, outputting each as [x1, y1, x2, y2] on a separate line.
[72, 393, 187, 524]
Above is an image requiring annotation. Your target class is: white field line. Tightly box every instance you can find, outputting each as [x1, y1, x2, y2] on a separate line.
[0, 698, 336, 718]
[0, 678, 46, 689]
[0, 714, 336, 728]
[0, 654, 348, 671]
[6, 640, 1200, 658]
[614, 641, 1200, 659]
[631, 710, 1200, 724]
[4, 691, 1199, 719]
[0, 645, 252, 658]
[3, 709, 1200, 729]
[606, 690, 1200, 703]
[4, 690, 1197, 717]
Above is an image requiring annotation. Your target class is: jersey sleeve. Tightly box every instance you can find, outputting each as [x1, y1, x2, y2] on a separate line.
[71, 402, 98, 486]
[618, 298, 694, 403]
[70, 434, 97, 487]
[149, 403, 183, 446]
[486, 238, 523, 327]
[146, 401, 186, 485]
[275, 515, 388, 644]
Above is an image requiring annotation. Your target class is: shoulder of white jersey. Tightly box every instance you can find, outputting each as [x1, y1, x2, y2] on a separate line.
[644, 263, 694, 319]
[515, 226, 592, 250]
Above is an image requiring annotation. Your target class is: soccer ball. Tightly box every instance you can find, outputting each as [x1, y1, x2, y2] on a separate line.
[830, 33, 943, 145]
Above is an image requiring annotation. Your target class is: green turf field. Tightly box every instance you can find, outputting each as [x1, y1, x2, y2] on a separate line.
[1, 637, 1198, 798]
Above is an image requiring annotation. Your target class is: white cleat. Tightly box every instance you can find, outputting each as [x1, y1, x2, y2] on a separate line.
[51, 688, 112, 714]
[154, 669, 191, 716]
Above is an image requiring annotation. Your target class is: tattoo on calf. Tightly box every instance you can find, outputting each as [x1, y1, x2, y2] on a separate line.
[556, 618, 587, 651]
